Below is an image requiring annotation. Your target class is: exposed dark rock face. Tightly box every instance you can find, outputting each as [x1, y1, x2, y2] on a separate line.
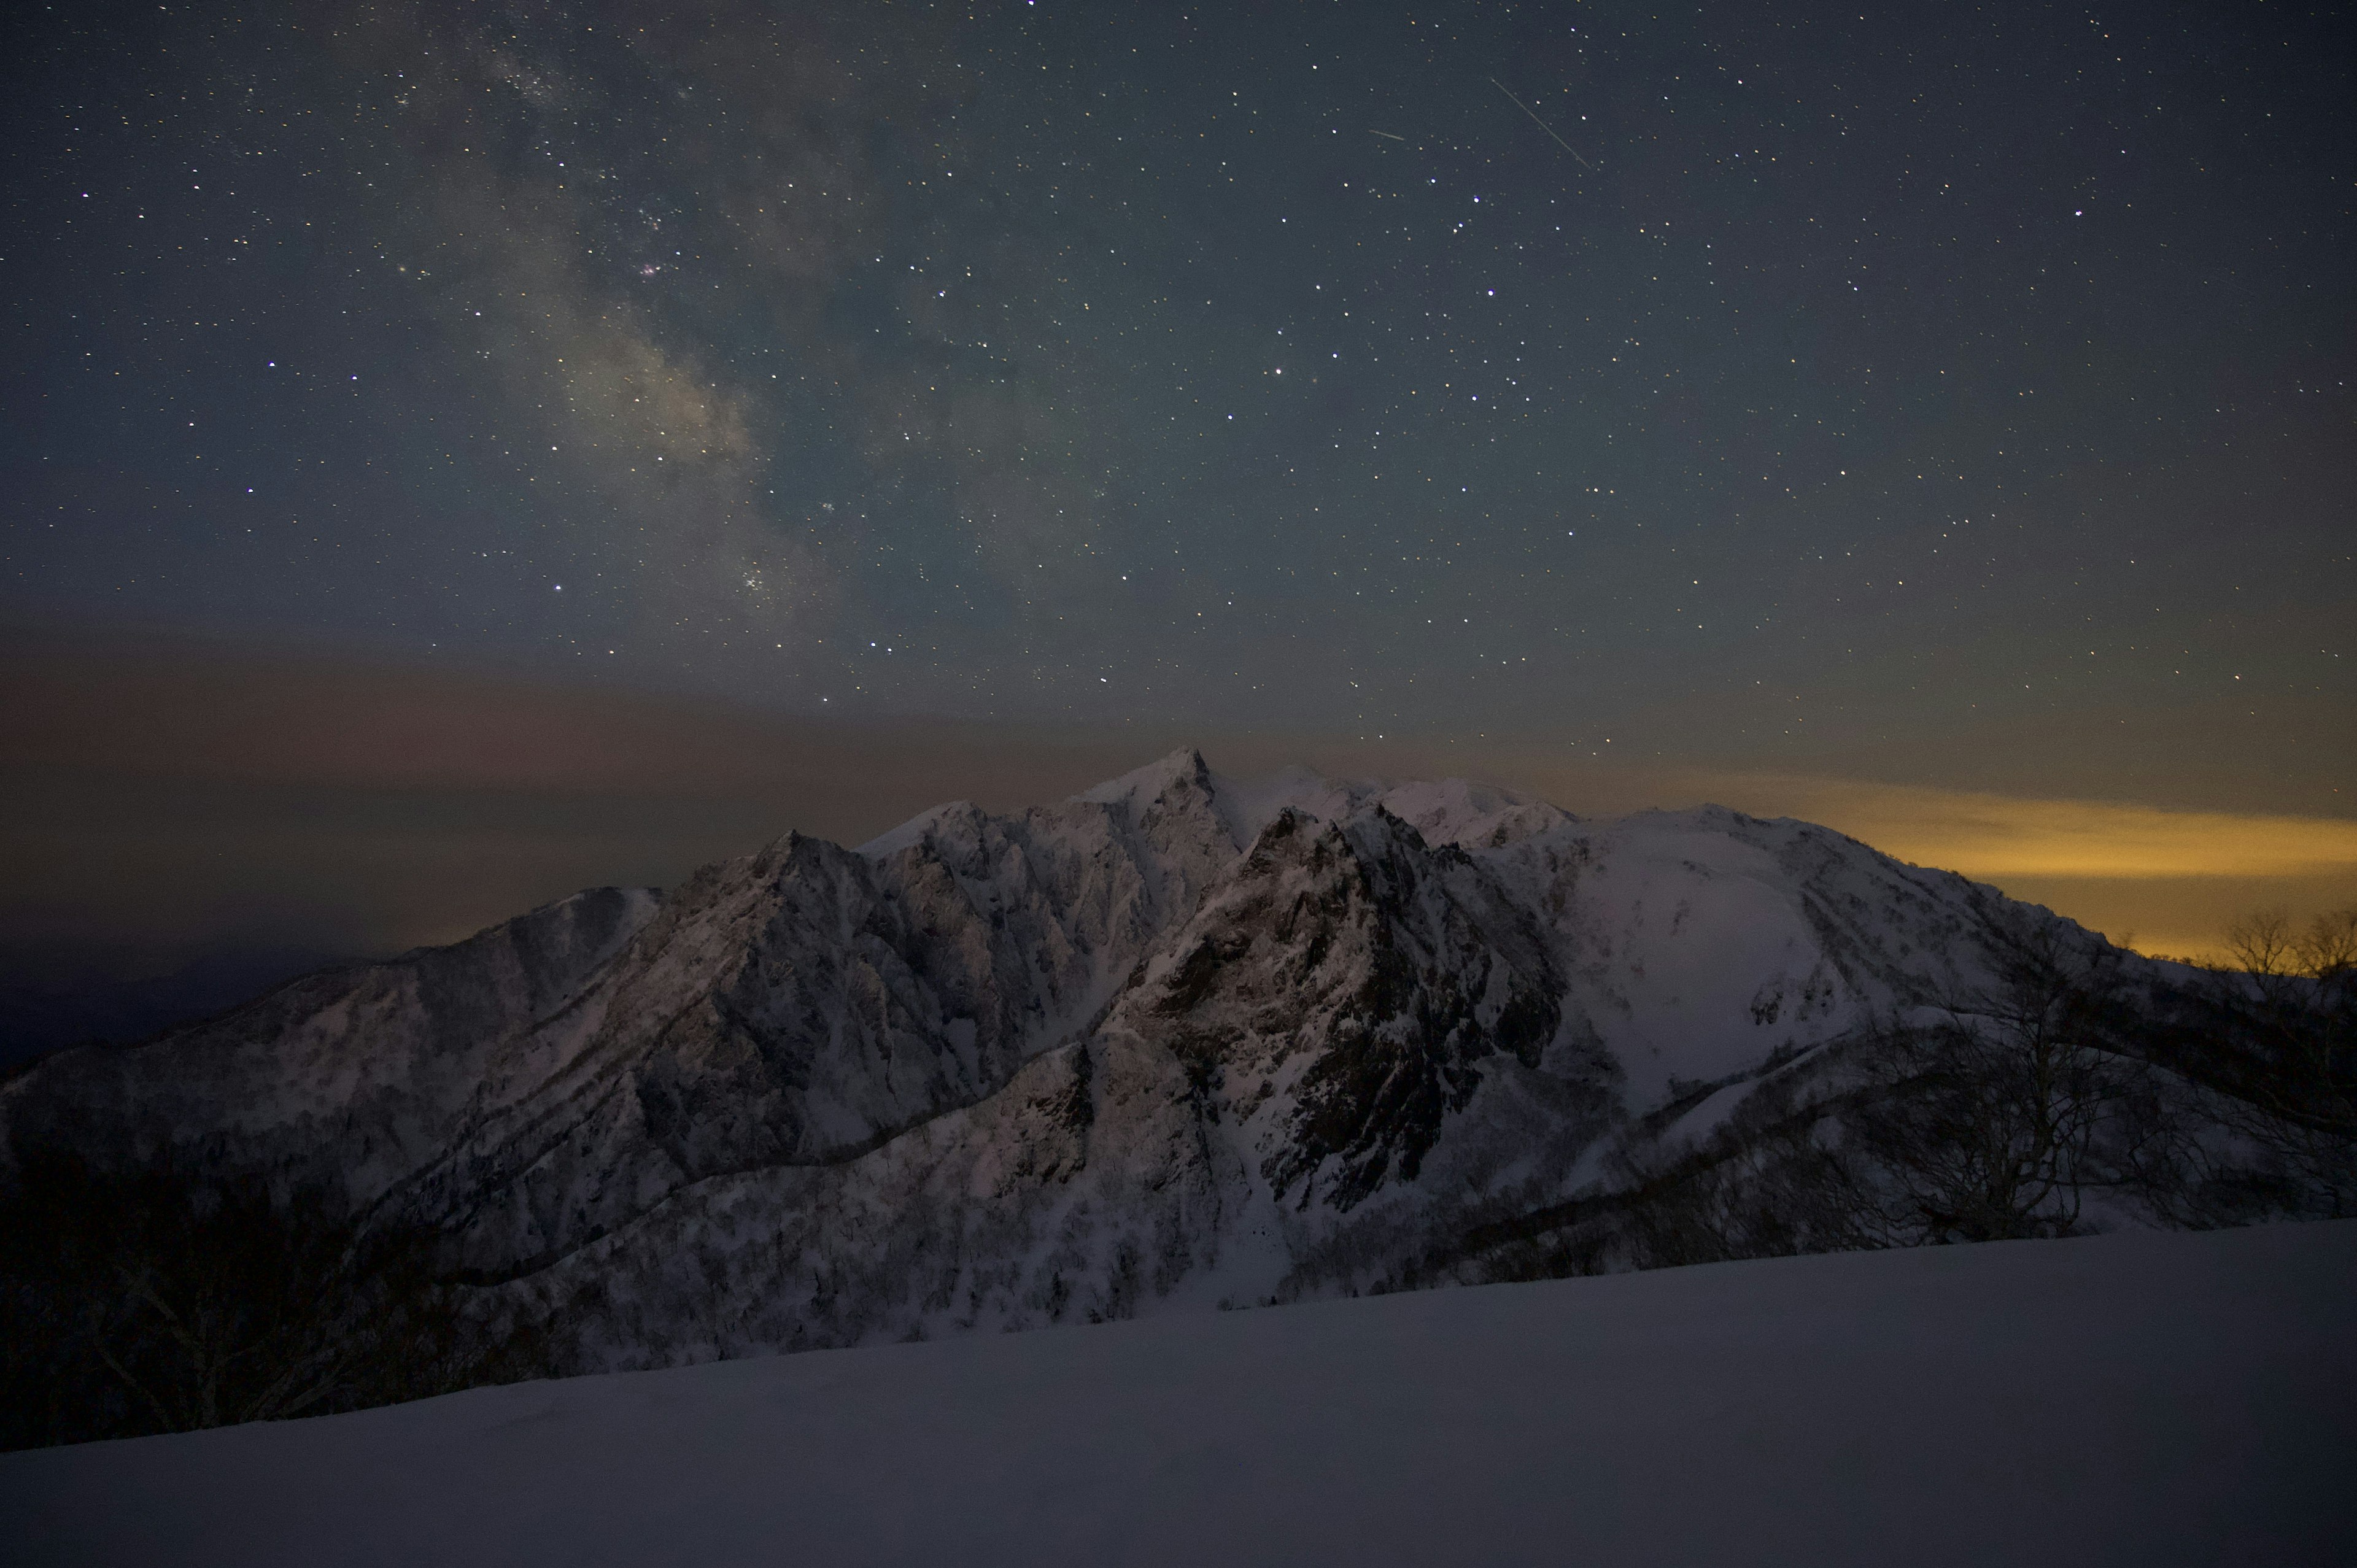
[1120, 808, 1562, 1211]
[15, 747, 2312, 1386]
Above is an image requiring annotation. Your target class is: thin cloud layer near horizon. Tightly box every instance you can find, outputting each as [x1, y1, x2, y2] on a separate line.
[3, 634, 2347, 968]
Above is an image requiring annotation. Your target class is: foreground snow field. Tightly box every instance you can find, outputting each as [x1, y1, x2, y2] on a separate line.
[7, 1221, 2353, 1567]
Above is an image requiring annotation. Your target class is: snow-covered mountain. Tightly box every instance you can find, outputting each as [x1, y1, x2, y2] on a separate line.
[0, 749, 2111, 1367]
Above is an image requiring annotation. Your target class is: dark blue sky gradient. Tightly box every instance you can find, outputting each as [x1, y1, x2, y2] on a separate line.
[4, 0, 2351, 803]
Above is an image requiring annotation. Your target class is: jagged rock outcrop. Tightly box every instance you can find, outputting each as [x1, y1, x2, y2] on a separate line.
[2, 747, 2134, 1367]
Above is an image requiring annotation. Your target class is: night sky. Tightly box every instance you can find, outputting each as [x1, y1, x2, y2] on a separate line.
[2, 0, 2353, 1006]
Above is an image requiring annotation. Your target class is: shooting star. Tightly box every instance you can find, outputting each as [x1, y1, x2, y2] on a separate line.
[1490, 78, 1595, 172]
[1369, 129, 1406, 141]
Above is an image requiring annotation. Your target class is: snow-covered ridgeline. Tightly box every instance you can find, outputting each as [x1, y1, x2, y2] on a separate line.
[1, 748, 2116, 1363]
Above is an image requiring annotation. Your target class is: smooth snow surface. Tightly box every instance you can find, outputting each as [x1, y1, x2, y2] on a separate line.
[9, 1222, 2352, 1567]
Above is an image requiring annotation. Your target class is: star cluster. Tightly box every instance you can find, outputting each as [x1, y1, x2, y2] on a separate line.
[3, 0, 2349, 802]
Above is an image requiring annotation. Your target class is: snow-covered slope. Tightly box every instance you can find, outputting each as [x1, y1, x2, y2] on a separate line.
[1, 749, 2112, 1361]
[7, 1221, 2349, 1568]
[0, 885, 660, 1197]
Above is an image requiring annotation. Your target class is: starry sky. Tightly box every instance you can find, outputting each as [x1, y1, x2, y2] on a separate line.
[2, 0, 2353, 1005]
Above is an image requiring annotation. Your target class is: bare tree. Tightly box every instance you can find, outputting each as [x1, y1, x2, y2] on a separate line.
[2226, 908, 2301, 989]
[1830, 913, 2131, 1244]
[1, 1154, 529, 1450]
[2296, 908, 2357, 981]
[2201, 906, 2357, 1215]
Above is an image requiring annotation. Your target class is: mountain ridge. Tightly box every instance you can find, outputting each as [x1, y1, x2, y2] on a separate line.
[3, 747, 2286, 1377]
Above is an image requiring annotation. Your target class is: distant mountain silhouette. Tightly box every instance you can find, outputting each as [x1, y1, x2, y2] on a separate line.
[0, 945, 352, 1072]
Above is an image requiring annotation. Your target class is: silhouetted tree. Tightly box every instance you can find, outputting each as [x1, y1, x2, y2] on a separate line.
[0, 1153, 541, 1451]
[1838, 914, 2130, 1243]
[2199, 907, 2357, 1214]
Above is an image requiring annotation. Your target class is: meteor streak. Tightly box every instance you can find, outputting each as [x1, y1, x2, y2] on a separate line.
[1491, 78, 1595, 171]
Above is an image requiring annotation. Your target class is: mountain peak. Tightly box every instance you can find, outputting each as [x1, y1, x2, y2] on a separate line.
[854, 799, 980, 859]
[1072, 745, 1212, 808]
[3, 746, 2210, 1393]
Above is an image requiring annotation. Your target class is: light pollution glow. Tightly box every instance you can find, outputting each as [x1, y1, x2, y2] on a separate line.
[4, 637, 2348, 967]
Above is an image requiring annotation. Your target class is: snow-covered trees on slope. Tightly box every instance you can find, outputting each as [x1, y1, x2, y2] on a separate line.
[1, 752, 2350, 1448]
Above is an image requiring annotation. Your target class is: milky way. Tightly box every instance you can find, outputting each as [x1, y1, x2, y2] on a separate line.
[4, 0, 2350, 802]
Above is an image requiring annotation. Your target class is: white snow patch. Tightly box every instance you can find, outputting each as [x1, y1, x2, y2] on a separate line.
[6, 1222, 2347, 1567]
[855, 800, 979, 859]
[1072, 746, 1209, 809]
